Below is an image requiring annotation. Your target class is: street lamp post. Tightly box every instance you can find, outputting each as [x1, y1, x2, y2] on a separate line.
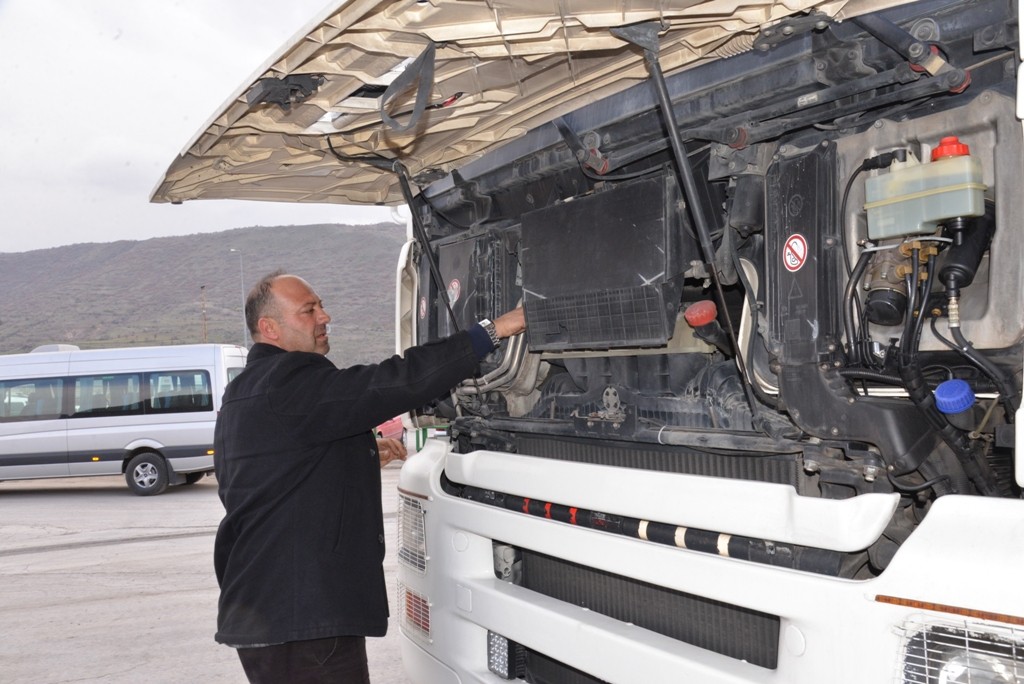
[229, 249, 246, 347]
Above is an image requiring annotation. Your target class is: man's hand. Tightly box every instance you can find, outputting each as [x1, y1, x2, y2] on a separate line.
[376, 438, 408, 468]
[494, 306, 527, 339]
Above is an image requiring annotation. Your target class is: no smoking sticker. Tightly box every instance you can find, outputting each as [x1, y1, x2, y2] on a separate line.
[783, 234, 808, 273]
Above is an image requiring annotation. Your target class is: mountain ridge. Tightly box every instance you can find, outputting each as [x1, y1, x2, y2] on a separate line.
[0, 223, 408, 368]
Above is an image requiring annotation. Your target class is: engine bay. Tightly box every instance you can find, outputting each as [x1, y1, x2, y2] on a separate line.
[407, 0, 1021, 579]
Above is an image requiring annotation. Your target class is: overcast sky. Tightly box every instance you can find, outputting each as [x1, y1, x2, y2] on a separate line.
[0, 0, 393, 254]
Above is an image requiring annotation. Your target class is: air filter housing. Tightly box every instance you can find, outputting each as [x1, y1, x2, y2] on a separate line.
[521, 174, 695, 351]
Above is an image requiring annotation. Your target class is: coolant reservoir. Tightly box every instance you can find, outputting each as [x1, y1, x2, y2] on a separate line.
[864, 136, 986, 239]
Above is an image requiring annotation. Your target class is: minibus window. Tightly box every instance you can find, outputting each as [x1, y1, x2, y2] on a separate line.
[147, 370, 213, 413]
[0, 379, 64, 421]
[72, 373, 142, 417]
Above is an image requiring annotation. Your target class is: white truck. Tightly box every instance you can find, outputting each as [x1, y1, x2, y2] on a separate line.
[155, 1, 1022, 681]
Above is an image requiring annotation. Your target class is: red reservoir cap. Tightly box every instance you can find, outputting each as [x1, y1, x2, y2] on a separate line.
[684, 300, 718, 327]
[931, 136, 970, 161]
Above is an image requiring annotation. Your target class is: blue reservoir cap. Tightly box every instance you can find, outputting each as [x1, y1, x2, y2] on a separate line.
[934, 379, 975, 415]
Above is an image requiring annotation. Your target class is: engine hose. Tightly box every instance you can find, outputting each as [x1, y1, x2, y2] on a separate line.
[896, 259, 1002, 495]
[838, 368, 903, 385]
[898, 354, 1001, 495]
[914, 445, 965, 496]
[887, 470, 950, 494]
[730, 251, 782, 412]
[935, 204, 1018, 420]
[904, 248, 920, 341]
[911, 255, 935, 352]
[843, 251, 873, 365]
[948, 326, 1019, 421]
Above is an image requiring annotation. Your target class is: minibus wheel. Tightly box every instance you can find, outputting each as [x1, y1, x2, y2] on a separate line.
[125, 452, 169, 496]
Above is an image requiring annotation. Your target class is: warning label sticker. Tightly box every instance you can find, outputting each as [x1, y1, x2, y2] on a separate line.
[783, 234, 808, 273]
[447, 278, 461, 305]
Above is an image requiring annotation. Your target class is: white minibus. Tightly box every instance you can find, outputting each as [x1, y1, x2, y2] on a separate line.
[0, 343, 246, 495]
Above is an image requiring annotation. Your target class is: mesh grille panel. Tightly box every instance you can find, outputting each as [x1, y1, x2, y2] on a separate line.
[397, 583, 430, 642]
[397, 494, 427, 573]
[898, 620, 1023, 683]
[521, 549, 780, 669]
[527, 285, 669, 351]
[518, 434, 800, 486]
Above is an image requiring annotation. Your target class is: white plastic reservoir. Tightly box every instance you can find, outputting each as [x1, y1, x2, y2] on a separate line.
[864, 136, 986, 240]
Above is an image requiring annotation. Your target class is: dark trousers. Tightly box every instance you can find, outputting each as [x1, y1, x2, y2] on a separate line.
[236, 636, 371, 684]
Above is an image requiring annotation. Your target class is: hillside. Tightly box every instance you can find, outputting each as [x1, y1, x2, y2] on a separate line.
[0, 223, 408, 368]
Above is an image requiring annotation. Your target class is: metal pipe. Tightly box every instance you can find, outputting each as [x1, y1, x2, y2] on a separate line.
[456, 333, 527, 394]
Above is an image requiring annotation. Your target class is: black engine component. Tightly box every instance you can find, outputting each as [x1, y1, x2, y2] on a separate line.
[520, 173, 698, 351]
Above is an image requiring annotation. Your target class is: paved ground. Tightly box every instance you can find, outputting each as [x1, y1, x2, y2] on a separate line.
[0, 464, 412, 684]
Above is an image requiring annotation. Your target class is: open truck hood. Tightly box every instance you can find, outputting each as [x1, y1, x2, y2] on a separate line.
[152, 0, 895, 207]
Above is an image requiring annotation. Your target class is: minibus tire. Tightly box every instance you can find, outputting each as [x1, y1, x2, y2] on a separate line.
[125, 452, 169, 496]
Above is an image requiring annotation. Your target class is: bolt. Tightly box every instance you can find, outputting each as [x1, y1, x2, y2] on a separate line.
[830, 427, 840, 436]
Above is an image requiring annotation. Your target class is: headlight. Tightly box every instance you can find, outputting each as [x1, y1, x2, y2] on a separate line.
[397, 493, 427, 573]
[900, 620, 1023, 683]
[487, 631, 525, 680]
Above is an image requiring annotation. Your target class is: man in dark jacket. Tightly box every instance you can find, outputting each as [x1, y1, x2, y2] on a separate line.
[213, 272, 526, 683]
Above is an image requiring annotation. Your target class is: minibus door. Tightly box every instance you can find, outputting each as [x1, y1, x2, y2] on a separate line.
[0, 380, 69, 479]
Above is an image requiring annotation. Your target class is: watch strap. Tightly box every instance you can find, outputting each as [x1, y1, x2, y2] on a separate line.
[478, 319, 500, 348]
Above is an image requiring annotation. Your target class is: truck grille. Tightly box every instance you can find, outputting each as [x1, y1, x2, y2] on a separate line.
[520, 548, 780, 669]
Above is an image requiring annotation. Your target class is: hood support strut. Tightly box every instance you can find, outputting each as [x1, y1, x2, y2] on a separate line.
[612, 22, 763, 428]
[395, 164, 462, 334]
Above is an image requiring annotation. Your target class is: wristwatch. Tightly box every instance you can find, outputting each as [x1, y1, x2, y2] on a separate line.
[478, 318, 500, 348]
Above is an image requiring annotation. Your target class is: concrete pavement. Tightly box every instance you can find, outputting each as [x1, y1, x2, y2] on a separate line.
[0, 464, 412, 684]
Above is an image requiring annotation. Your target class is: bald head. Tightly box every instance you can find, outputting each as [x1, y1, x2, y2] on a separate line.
[247, 273, 332, 355]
